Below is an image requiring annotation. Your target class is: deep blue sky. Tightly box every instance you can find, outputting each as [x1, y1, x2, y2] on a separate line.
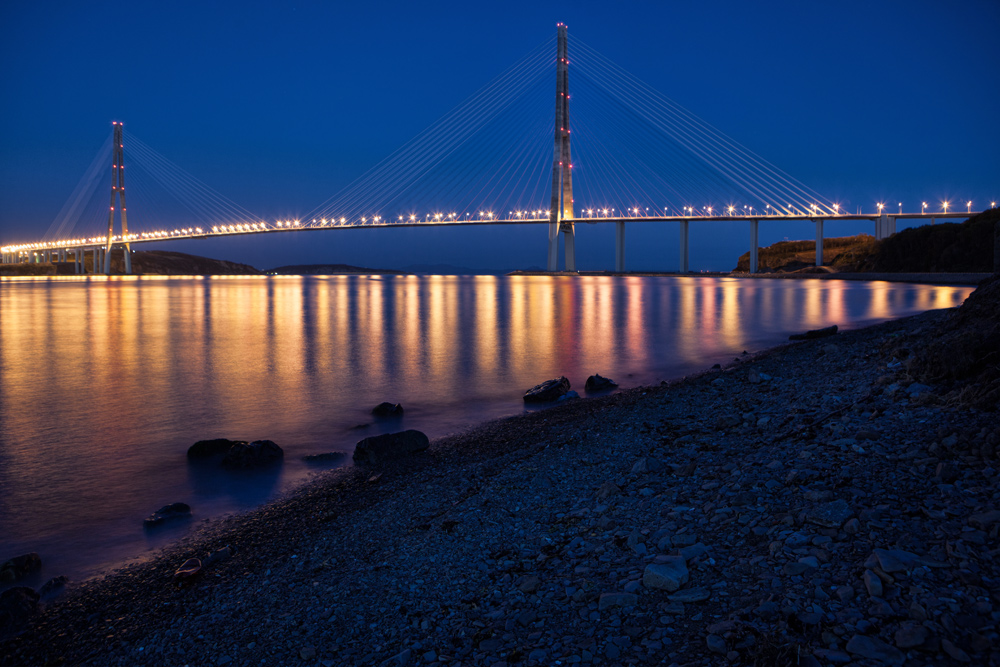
[2, 0, 997, 271]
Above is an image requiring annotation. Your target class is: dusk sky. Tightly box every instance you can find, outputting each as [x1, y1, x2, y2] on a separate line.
[2, 0, 997, 271]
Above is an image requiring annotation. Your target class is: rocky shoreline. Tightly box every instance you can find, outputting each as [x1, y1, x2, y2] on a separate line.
[2, 288, 999, 666]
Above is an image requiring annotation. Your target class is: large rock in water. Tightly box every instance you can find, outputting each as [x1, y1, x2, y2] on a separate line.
[585, 374, 618, 391]
[0, 553, 41, 583]
[523, 377, 571, 403]
[187, 438, 244, 458]
[354, 430, 430, 464]
[220, 440, 283, 469]
[372, 402, 404, 417]
[144, 502, 193, 528]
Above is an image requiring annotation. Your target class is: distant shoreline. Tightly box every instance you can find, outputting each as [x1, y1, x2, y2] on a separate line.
[507, 270, 991, 285]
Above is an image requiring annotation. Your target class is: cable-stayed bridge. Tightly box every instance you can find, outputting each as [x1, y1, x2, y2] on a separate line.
[0, 24, 985, 274]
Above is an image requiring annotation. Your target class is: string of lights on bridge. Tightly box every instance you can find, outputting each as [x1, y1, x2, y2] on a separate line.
[3, 197, 991, 256]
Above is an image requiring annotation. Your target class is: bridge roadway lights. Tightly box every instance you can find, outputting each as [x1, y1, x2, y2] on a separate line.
[615, 221, 625, 272]
[679, 220, 690, 273]
[815, 219, 824, 267]
[750, 219, 759, 274]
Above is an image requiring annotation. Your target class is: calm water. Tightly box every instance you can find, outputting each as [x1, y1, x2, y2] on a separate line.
[0, 275, 972, 585]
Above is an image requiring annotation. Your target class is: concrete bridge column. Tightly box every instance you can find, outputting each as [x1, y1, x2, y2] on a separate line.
[103, 246, 111, 275]
[814, 219, 824, 267]
[615, 221, 625, 272]
[679, 220, 690, 273]
[888, 216, 896, 236]
[564, 228, 576, 272]
[124, 248, 132, 275]
[547, 222, 558, 272]
[750, 219, 759, 273]
[876, 211, 888, 240]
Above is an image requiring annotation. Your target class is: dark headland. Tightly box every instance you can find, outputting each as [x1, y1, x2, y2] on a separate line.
[2, 223, 1000, 665]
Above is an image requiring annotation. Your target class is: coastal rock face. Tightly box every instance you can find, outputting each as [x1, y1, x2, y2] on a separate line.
[143, 502, 193, 528]
[220, 440, 284, 469]
[187, 438, 243, 458]
[0, 553, 41, 583]
[909, 273, 1000, 409]
[372, 402, 404, 417]
[585, 374, 618, 391]
[353, 430, 429, 464]
[523, 377, 571, 403]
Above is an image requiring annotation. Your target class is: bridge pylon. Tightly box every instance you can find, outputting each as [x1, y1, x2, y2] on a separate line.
[548, 23, 575, 271]
[104, 121, 132, 275]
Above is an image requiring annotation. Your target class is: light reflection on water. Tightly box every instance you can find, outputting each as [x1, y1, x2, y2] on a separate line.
[0, 275, 972, 583]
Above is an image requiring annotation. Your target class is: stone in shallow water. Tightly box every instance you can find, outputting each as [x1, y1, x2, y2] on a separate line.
[523, 376, 571, 403]
[371, 402, 404, 417]
[221, 440, 283, 469]
[143, 503, 192, 528]
[806, 499, 852, 528]
[585, 374, 618, 391]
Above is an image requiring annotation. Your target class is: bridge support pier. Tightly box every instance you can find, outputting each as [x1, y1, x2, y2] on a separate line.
[124, 248, 132, 275]
[547, 222, 558, 272]
[564, 228, 576, 272]
[876, 211, 889, 240]
[814, 219, 824, 267]
[750, 219, 759, 273]
[615, 221, 625, 272]
[679, 220, 689, 273]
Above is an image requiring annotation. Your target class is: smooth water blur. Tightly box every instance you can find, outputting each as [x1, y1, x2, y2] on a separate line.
[0, 275, 972, 584]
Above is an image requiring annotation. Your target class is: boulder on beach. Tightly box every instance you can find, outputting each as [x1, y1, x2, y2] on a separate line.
[187, 438, 243, 458]
[220, 440, 284, 469]
[143, 502, 193, 528]
[789, 324, 838, 341]
[172, 558, 202, 582]
[523, 376, 571, 403]
[0, 553, 41, 583]
[354, 430, 430, 464]
[372, 402, 404, 417]
[585, 374, 618, 391]
[38, 575, 68, 598]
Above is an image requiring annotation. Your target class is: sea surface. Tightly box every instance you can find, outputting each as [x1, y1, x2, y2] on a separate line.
[0, 274, 973, 586]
